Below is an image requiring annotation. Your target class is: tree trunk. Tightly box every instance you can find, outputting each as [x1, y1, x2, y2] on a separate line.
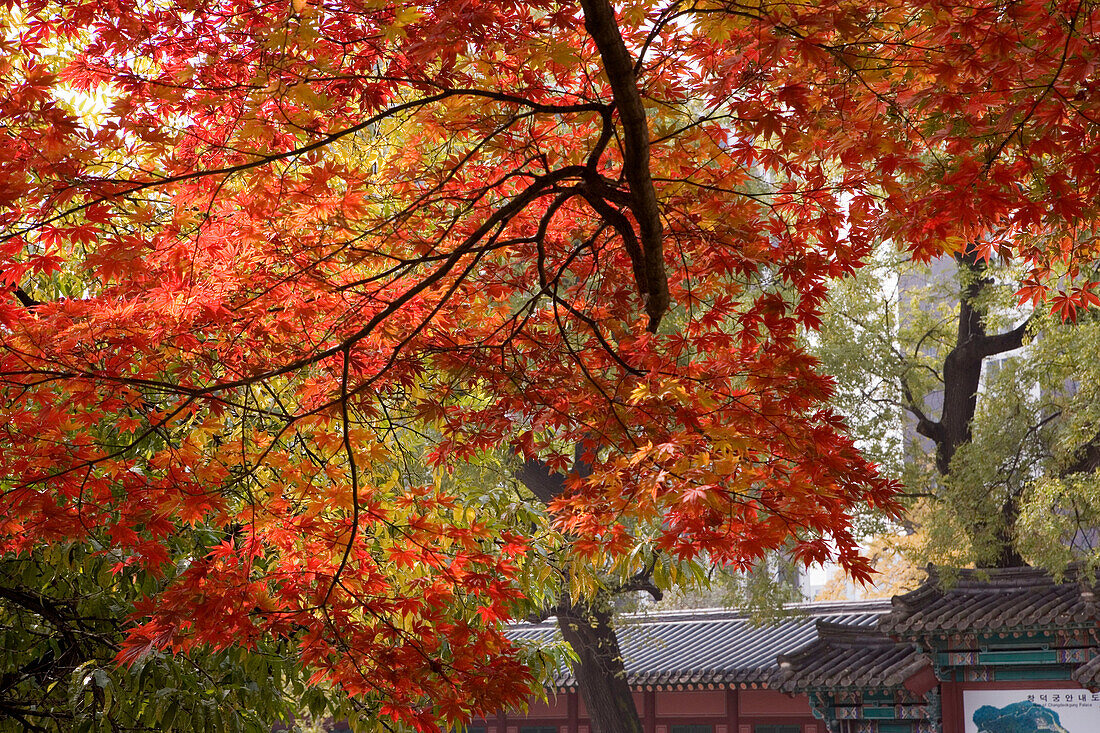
[515, 456, 646, 733]
[907, 254, 1029, 568]
[556, 598, 643, 733]
[935, 293, 983, 475]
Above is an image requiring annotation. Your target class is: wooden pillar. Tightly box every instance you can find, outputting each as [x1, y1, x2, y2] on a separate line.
[644, 690, 656, 733]
[569, 690, 579, 733]
[734, 687, 750, 733]
[941, 681, 959, 733]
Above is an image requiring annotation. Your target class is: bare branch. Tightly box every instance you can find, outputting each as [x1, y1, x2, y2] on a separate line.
[578, 0, 668, 331]
[976, 316, 1033, 358]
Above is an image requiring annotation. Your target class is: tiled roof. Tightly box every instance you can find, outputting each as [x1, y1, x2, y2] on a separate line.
[507, 601, 890, 690]
[774, 622, 930, 692]
[879, 565, 1100, 637]
[1073, 651, 1100, 690]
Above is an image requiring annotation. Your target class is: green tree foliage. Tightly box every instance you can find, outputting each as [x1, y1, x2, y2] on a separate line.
[0, 544, 312, 733]
[815, 249, 1100, 572]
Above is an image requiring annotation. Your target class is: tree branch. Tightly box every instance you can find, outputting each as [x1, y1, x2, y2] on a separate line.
[514, 457, 566, 505]
[578, 0, 668, 332]
[1063, 426, 1100, 476]
[11, 286, 41, 309]
[975, 315, 1032, 358]
[2, 89, 604, 247]
[899, 375, 943, 444]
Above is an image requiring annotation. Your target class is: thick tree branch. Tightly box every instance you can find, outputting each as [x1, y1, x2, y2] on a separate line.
[514, 457, 566, 505]
[578, 0, 668, 332]
[975, 316, 1032, 358]
[1063, 427, 1100, 476]
[613, 554, 663, 601]
[11, 286, 41, 309]
[580, 188, 648, 296]
[514, 441, 596, 505]
[900, 376, 943, 444]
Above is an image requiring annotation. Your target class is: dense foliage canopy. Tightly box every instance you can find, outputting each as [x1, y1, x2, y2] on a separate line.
[3, 0, 1100, 728]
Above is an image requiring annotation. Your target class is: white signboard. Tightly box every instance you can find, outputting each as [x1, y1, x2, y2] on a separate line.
[963, 688, 1100, 733]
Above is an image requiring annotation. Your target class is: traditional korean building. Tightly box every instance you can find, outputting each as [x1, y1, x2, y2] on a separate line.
[483, 601, 890, 733]
[495, 566, 1100, 733]
[775, 623, 934, 733]
[879, 565, 1100, 733]
[775, 565, 1100, 733]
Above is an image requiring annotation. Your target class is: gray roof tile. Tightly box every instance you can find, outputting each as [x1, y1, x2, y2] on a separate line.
[774, 622, 930, 692]
[1074, 651, 1100, 689]
[879, 565, 1100, 637]
[509, 601, 890, 689]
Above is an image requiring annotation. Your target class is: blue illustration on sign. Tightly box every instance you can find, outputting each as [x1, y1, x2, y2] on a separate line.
[964, 688, 1100, 733]
[972, 700, 1070, 733]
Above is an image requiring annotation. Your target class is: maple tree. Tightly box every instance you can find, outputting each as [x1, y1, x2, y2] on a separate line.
[4, 0, 1100, 729]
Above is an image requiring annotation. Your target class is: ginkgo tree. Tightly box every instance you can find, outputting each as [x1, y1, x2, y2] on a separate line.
[3, 0, 1100, 730]
[814, 246, 1100, 575]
